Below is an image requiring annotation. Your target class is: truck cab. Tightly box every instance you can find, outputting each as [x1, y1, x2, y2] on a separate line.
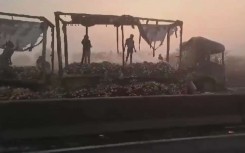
[180, 37, 226, 92]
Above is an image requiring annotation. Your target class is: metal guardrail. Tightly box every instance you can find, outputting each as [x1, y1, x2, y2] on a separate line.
[0, 94, 245, 140]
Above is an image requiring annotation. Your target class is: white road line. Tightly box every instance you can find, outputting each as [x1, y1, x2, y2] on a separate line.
[28, 133, 245, 153]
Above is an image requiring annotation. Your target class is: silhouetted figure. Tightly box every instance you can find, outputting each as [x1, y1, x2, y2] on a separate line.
[158, 54, 164, 62]
[36, 56, 51, 82]
[81, 35, 92, 64]
[0, 41, 15, 67]
[125, 34, 136, 64]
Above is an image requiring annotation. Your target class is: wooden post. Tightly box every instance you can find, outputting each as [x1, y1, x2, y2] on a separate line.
[179, 23, 183, 66]
[41, 26, 48, 80]
[51, 27, 55, 73]
[166, 28, 170, 62]
[121, 25, 125, 66]
[86, 26, 88, 35]
[55, 12, 63, 76]
[42, 28, 47, 61]
[116, 27, 119, 53]
[86, 26, 89, 64]
[63, 24, 68, 67]
[139, 35, 141, 51]
[153, 41, 156, 57]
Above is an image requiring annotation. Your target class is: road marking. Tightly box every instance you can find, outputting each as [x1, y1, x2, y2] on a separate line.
[28, 133, 245, 153]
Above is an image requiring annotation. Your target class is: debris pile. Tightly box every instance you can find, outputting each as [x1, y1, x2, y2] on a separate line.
[64, 61, 175, 79]
[0, 62, 190, 101]
[66, 81, 187, 98]
[0, 66, 40, 81]
[13, 66, 40, 80]
[0, 81, 187, 101]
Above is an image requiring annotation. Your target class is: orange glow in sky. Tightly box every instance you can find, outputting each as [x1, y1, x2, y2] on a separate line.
[1, 0, 245, 57]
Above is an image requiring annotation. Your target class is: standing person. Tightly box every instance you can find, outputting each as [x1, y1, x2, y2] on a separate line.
[125, 34, 136, 64]
[81, 35, 92, 64]
[36, 56, 51, 82]
[0, 41, 15, 68]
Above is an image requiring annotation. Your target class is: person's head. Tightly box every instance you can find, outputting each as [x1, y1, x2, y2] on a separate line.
[130, 34, 134, 39]
[38, 56, 45, 62]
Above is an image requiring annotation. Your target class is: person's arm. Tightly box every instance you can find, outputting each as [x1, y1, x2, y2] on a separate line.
[125, 39, 128, 48]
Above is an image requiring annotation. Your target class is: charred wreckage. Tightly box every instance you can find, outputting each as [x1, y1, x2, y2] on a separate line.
[0, 11, 240, 153]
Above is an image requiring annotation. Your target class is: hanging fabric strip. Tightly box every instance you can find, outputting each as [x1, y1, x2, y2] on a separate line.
[22, 38, 43, 51]
[137, 24, 178, 52]
[139, 34, 141, 51]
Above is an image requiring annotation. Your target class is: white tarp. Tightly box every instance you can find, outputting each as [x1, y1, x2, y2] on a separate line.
[0, 19, 47, 51]
[141, 24, 177, 45]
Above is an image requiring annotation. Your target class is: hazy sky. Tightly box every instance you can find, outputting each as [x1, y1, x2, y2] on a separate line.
[1, 0, 245, 62]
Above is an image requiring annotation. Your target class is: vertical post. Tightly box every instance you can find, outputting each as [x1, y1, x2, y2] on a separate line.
[153, 42, 156, 57]
[42, 28, 47, 61]
[121, 25, 125, 66]
[63, 23, 68, 67]
[55, 12, 63, 76]
[166, 28, 170, 62]
[139, 35, 141, 51]
[51, 27, 55, 73]
[41, 27, 48, 80]
[179, 23, 183, 66]
[116, 27, 119, 53]
[86, 26, 88, 35]
[86, 26, 89, 64]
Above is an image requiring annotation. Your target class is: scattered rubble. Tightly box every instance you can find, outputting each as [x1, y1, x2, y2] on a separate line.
[0, 62, 189, 100]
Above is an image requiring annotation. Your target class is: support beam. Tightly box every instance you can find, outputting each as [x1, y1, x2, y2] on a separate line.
[121, 25, 125, 66]
[63, 24, 68, 67]
[54, 12, 177, 24]
[41, 28, 48, 80]
[166, 28, 170, 62]
[0, 11, 54, 27]
[139, 35, 141, 51]
[86, 26, 88, 35]
[179, 24, 183, 66]
[153, 42, 156, 57]
[42, 28, 47, 61]
[116, 27, 119, 53]
[55, 12, 63, 76]
[51, 27, 55, 73]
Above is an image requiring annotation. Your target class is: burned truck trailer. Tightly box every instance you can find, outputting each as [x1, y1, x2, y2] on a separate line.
[180, 37, 226, 92]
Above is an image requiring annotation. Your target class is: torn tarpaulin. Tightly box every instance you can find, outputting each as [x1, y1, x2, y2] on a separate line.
[138, 24, 178, 50]
[0, 19, 48, 51]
